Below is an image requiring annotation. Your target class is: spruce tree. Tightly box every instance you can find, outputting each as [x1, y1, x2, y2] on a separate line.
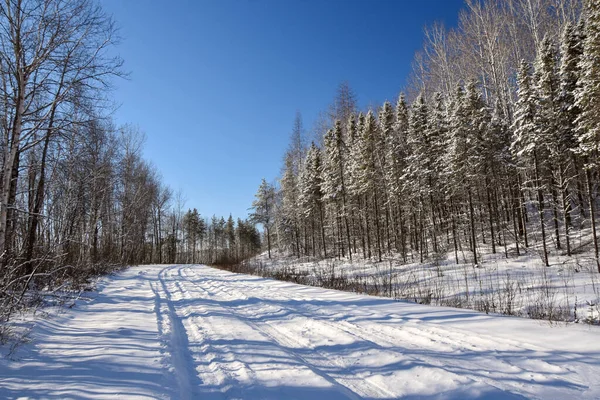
[489, 99, 514, 256]
[559, 22, 583, 149]
[347, 113, 369, 257]
[322, 127, 345, 258]
[575, 0, 600, 272]
[558, 22, 585, 236]
[535, 36, 566, 252]
[363, 110, 383, 261]
[465, 80, 493, 254]
[345, 114, 362, 257]
[384, 96, 409, 259]
[225, 215, 236, 262]
[512, 60, 550, 266]
[298, 143, 327, 258]
[378, 101, 395, 256]
[394, 94, 411, 260]
[379, 101, 395, 200]
[407, 95, 430, 262]
[333, 120, 352, 259]
[279, 154, 300, 256]
[250, 179, 276, 259]
[447, 84, 471, 264]
[428, 92, 450, 254]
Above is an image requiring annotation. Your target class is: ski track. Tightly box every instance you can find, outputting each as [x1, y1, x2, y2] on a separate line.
[1, 264, 600, 399]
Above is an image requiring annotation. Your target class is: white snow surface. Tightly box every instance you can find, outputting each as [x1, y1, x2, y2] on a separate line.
[1, 264, 599, 399]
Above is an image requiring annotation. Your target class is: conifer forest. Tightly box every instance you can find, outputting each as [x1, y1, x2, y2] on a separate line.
[255, 0, 600, 276]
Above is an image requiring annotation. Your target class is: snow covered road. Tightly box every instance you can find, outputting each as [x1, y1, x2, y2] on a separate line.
[1, 264, 600, 399]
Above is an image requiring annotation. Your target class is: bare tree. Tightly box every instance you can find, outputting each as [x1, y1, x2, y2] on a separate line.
[0, 0, 123, 258]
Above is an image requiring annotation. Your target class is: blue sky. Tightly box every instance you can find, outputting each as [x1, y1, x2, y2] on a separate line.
[99, 0, 464, 220]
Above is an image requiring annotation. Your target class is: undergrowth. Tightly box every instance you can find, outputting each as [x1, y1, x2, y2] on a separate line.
[214, 253, 600, 325]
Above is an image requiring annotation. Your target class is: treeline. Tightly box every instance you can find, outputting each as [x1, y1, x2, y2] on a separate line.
[170, 209, 261, 266]
[252, 0, 600, 272]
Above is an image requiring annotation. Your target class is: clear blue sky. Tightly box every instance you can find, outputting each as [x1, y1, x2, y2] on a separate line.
[99, 0, 464, 221]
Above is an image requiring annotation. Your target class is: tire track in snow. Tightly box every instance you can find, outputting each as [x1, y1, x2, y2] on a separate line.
[202, 266, 569, 356]
[150, 266, 203, 400]
[164, 265, 368, 399]
[175, 266, 392, 399]
[182, 266, 589, 399]
[168, 272, 263, 400]
[182, 267, 505, 398]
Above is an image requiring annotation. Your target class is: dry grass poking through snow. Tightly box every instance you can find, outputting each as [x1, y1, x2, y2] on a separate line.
[217, 248, 600, 325]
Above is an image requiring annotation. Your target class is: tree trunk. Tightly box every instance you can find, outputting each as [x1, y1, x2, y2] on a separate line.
[0, 74, 25, 258]
[585, 169, 599, 273]
[533, 151, 549, 267]
[319, 203, 326, 258]
[373, 192, 382, 262]
[486, 178, 496, 254]
[468, 188, 478, 266]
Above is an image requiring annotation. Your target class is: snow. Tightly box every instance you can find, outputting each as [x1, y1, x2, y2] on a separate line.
[251, 246, 600, 324]
[1, 264, 600, 399]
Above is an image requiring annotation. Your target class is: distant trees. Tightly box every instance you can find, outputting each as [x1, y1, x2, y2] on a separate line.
[182, 209, 203, 263]
[176, 210, 259, 265]
[250, 0, 600, 274]
[250, 178, 276, 258]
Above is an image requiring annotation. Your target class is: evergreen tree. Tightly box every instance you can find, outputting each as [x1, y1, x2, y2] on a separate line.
[407, 94, 431, 262]
[576, 0, 600, 271]
[386, 96, 409, 203]
[426, 92, 450, 254]
[512, 60, 550, 266]
[322, 120, 352, 259]
[465, 80, 493, 257]
[298, 143, 327, 257]
[379, 102, 395, 197]
[347, 113, 367, 257]
[446, 84, 470, 263]
[279, 153, 301, 257]
[345, 113, 361, 256]
[346, 113, 365, 199]
[535, 36, 567, 252]
[250, 178, 276, 259]
[225, 215, 236, 261]
[277, 114, 307, 258]
[377, 101, 395, 256]
[489, 98, 515, 256]
[236, 218, 261, 260]
[558, 21, 585, 242]
[559, 22, 584, 149]
[182, 208, 204, 263]
[391, 95, 410, 259]
[364, 110, 383, 261]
